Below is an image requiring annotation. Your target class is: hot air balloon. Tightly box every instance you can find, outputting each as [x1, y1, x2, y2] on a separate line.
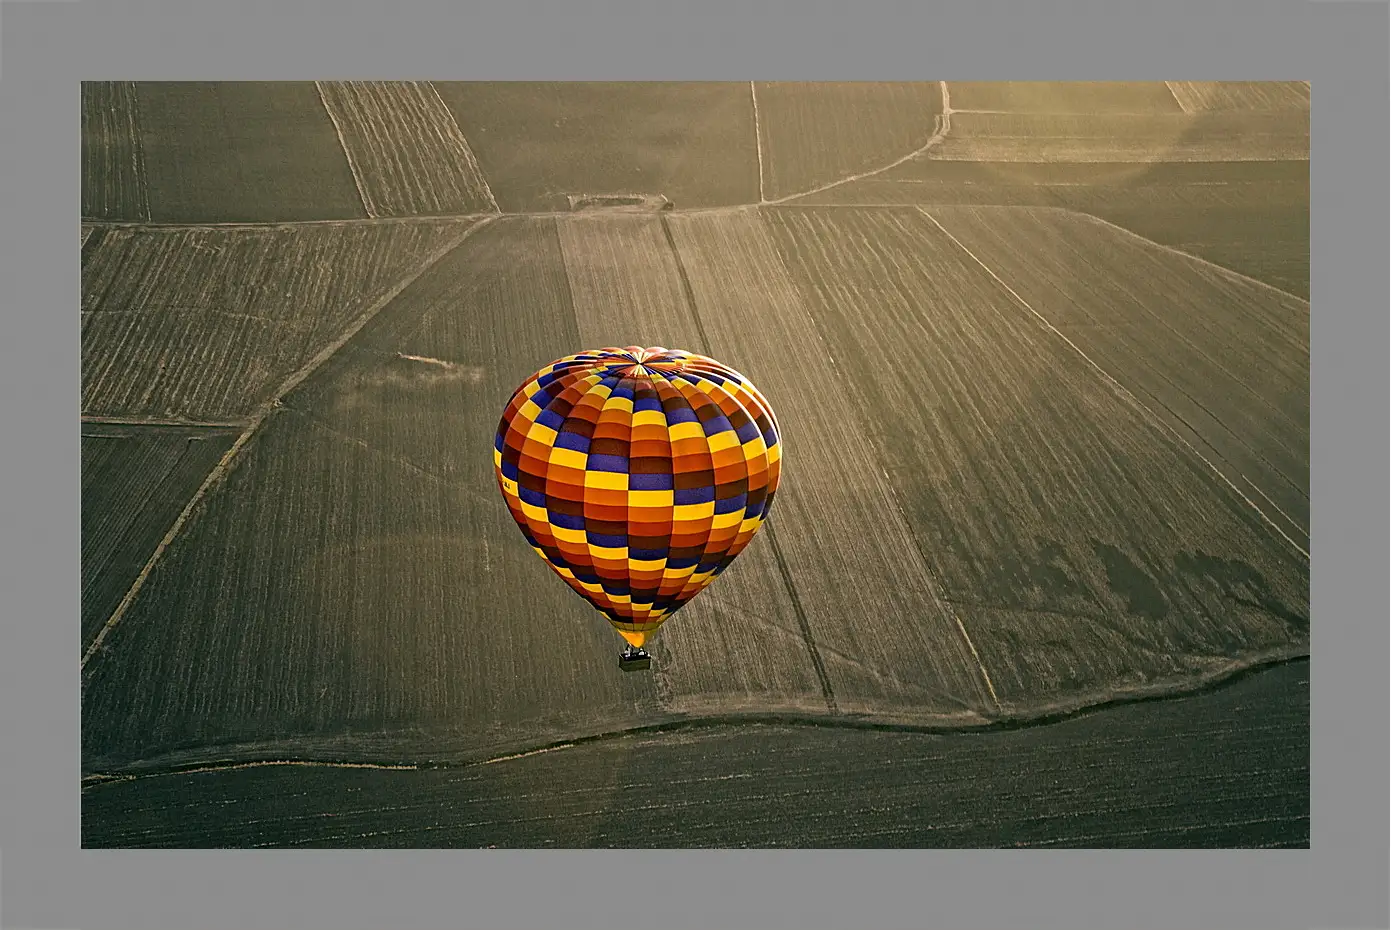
[493, 346, 782, 670]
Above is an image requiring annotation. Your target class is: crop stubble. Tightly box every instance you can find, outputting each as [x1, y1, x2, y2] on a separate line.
[133, 82, 366, 222]
[81, 221, 469, 422]
[1165, 82, 1310, 114]
[928, 112, 1308, 164]
[754, 82, 945, 201]
[432, 83, 760, 212]
[662, 211, 998, 717]
[81, 204, 1308, 771]
[81, 82, 152, 222]
[946, 82, 1185, 115]
[81, 427, 237, 649]
[923, 205, 1308, 549]
[553, 214, 830, 715]
[81, 219, 662, 771]
[315, 82, 498, 218]
[802, 161, 1311, 299]
[81, 659, 1309, 849]
[763, 206, 1308, 708]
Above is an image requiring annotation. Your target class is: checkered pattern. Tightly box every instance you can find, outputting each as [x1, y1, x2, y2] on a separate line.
[494, 346, 782, 646]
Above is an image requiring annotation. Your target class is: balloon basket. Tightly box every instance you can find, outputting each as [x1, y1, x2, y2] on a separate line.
[619, 647, 651, 672]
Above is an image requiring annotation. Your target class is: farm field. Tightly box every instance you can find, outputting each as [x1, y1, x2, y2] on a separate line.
[80, 657, 1309, 849]
[946, 81, 1185, 114]
[81, 82, 151, 222]
[81, 208, 1308, 769]
[762, 206, 1307, 709]
[81, 425, 238, 649]
[921, 205, 1309, 549]
[131, 82, 367, 223]
[80, 220, 475, 422]
[752, 82, 946, 201]
[315, 82, 498, 217]
[433, 82, 761, 212]
[1165, 81, 1310, 113]
[802, 160, 1310, 298]
[926, 111, 1309, 164]
[80, 82, 1311, 848]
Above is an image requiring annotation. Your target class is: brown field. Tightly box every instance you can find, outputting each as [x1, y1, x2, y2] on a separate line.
[762, 206, 1307, 708]
[665, 211, 997, 717]
[923, 205, 1309, 548]
[927, 111, 1309, 164]
[133, 82, 366, 222]
[946, 81, 1184, 114]
[81, 425, 238, 648]
[81, 658, 1309, 849]
[81, 82, 151, 222]
[1166, 81, 1310, 113]
[80, 219, 662, 770]
[80, 221, 474, 421]
[433, 82, 761, 212]
[81, 207, 1308, 768]
[79, 83, 1310, 849]
[315, 82, 498, 217]
[754, 82, 946, 201]
[798, 161, 1310, 299]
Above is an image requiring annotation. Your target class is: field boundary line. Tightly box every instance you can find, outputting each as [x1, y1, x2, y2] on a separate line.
[1067, 208, 1311, 306]
[80, 651, 1309, 781]
[80, 216, 497, 672]
[768, 80, 954, 205]
[127, 81, 154, 222]
[750, 81, 767, 203]
[81, 415, 249, 429]
[919, 207, 1310, 562]
[1164, 80, 1193, 114]
[315, 80, 377, 219]
[426, 80, 502, 214]
[81, 214, 491, 230]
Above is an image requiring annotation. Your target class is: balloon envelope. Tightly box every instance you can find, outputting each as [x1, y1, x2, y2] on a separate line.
[493, 346, 782, 647]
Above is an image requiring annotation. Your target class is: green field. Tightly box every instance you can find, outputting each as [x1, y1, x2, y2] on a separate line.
[80, 82, 1310, 848]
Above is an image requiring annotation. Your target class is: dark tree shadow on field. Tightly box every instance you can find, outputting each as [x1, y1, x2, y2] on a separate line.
[1093, 542, 1170, 622]
[1173, 550, 1309, 637]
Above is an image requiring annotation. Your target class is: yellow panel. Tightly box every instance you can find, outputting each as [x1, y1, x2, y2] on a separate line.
[601, 395, 635, 415]
[628, 557, 666, 572]
[527, 423, 559, 447]
[673, 501, 716, 521]
[520, 501, 548, 523]
[711, 508, 743, 530]
[500, 477, 519, 497]
[631, 409, 666, 428]
[588, 544, 628, 561]
[584, 470, 628, 491]
[551, 525, 587, 545]
[707, 430, 739, 452]
[627, 489, 675, 508]
[519, 398, 543, 421]
[548, 447, 588, 470]
[668, 421, 705, 442]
